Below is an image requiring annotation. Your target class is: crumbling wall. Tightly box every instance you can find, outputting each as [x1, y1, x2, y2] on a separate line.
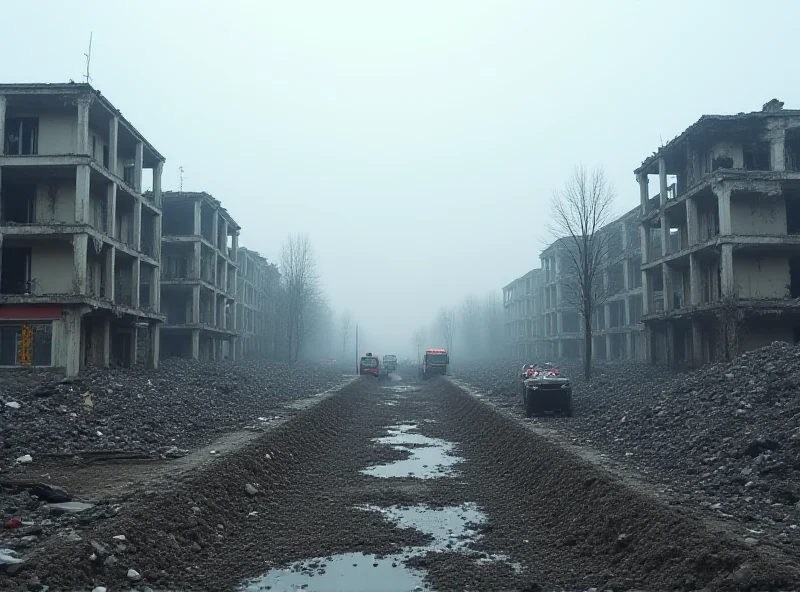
[734, 254, 790, 298]
[731, 194, 787, 235]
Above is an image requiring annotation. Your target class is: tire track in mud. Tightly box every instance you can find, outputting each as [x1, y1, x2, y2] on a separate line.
[6, 375, 800, 591]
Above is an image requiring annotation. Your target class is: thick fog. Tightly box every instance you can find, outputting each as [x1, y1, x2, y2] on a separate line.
[4, 0, 800, 360]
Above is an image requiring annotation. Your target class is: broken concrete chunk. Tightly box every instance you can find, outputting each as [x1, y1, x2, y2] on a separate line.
[46, 502, 95, 513]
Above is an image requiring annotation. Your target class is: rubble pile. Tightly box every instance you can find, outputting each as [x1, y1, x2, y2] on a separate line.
[455, 343, 800, 554]
[0, 359, 347, 466]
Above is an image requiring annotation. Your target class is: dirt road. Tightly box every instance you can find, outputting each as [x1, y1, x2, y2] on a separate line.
[5, 372, 800, 591]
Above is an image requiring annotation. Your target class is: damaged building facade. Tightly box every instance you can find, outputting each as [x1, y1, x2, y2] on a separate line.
[502, 269, 545, 359]
[637, 99, 800, 366]
[235, 247, 280, 360]
[535, 209, 645, 361]
[0, 84, 165, 376]
[160, 191, 240, 360]
[504, 99, 800, 367]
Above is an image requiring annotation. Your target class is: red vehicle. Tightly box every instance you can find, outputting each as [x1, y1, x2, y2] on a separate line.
[359, 353, 381, 377]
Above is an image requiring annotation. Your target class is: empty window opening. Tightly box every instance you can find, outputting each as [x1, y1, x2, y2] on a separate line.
[743, 141, 771, 171]
[4, 117, 38, 155]
[0, 247, 31, 294]
[786, 129, 800, 171]
[787, 197, 800, 235]
[1, 183, 36, 224]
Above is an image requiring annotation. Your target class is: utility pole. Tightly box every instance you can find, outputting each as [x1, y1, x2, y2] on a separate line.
[355, 323, 359, 375]
[83, 32, 93, 84]
[179, 166, 185, 191]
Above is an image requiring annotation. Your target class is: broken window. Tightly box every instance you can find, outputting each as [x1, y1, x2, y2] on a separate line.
[743, 142, 771, 171]
[123, 164, 135, 187]
[0, 323, 52, 366]
[0, 247, 31, 294]
[787, 197, 800, 235]
[790, 258, 800, 299]
[0, 183, 35, 224]
[4, 118, 38, 155]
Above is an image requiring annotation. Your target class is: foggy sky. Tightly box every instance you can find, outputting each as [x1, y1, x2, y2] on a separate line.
[4, 0, 800, 355]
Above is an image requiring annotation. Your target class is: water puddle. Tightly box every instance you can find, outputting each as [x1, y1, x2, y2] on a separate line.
[239, 503, 493, 592]
[362, 424, 462, 478]
[383, 385, 420, 393]
[238, 551, 426, 591]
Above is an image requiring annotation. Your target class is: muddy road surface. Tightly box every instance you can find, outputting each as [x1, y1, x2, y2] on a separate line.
[4, 373, 800, 591]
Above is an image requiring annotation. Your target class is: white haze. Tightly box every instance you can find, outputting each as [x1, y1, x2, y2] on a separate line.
[3, 0, 800, 358]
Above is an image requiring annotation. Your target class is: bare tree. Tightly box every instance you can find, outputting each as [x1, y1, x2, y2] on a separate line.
[280, 233, 320, 365]
[459, 294, 482, 360]
[550, 165, 615, 380]
[339, 311, 354, 359]
[412, 328, 427, 363]
[437, 307, 456, 355]
[482, 291, 504, 358]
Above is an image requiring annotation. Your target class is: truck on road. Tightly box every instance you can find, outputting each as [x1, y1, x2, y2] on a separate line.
[420, 348, 449, 380]
[382, 354, 398, 373]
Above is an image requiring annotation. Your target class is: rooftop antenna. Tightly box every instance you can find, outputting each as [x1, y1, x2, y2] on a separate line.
[179, 166, 185, 191]
[83, 32, 93, 84]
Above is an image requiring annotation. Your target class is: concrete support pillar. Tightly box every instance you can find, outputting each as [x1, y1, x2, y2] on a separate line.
[212, 211, 219, 250]
[642, 270, 653, 315]
[660, 211, 670, 256]
[151, 265, 161, 312]
[192, 286, 200, 323]
[659, 157, 668, 205]
[626, 332, 633, 359]
[76, 95, 92, 155]
[556, 311, 563, 334]
[771, 129, 786, 172]
[129, 330, 138, 366]
[720, 244, 734, 298]
[662, 264, 674, 311]
[131, 259, 140, 308]
[222, 220, 229, 254]
[153, 161, 163, 206]
[105, 246, 115, 302]
[75, 165, 91, 224]
[0, 96, 6, 155]
[148, 324, 160, 369]
[557, 340, 564, 358]
[686, 197, 699, 246]
[665, 323, 675, 367]
[220, 297, 227, 330]
[691, 319, 703, 367]
[133, 199, 142, 250]
[191, 329, 200, 360]
[689, 253, 701, 306]
[108, 116, 118, 175]
[222, 258, 229, 294]
[715, 185, 732, 236]
[622, 259, 631, 291]
[102, 318, 111, 367]
[107, 183, 117, 238]
[193, 241, 201, 279]
[638, 173, 649, 214]
[641, 224, 651, 263]
[193, 200, 202, 236]
[73, 234, 88, 295]
[645, 325, 655, 364]
[153, 213, 162, 264]
[605, 333, 613, 360]
[212, 292, 218, 327]
[60, 308, 84, 377]
[134, 142, 143, 193]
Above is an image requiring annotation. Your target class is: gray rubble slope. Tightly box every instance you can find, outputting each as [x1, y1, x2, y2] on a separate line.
[0, 359, 347, 466]
[454, 342, 800, 557]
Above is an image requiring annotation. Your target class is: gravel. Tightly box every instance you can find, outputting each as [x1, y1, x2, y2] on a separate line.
[0, 359, 348, 467]
[3, 374, 799, 591]
[453, 341, 800, 559]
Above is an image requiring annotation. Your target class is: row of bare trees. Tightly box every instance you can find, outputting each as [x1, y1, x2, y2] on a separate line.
[412, 293, 505, 364]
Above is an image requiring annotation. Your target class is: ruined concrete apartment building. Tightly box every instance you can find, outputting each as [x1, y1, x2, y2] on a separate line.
[504, 98, 800, 367]
[0, 83, 165, 376]
[504, 209, 645, 362]
[236, 247, 280, 360]
[638, 98, 800, 366]
[159, 191, 241, 361]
